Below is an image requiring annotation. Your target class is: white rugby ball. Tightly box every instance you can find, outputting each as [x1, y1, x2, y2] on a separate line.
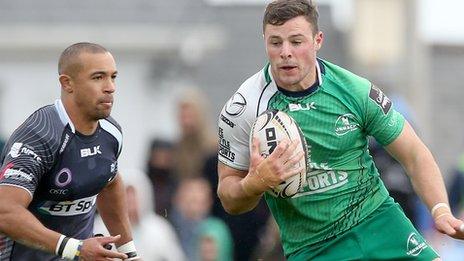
[250, 109, 308, 198]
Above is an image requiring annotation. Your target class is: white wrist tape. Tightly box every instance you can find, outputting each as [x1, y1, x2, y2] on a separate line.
[62, 238, 82, 260]
[431, 202, 450, 217]
[117, 241, 139, 260]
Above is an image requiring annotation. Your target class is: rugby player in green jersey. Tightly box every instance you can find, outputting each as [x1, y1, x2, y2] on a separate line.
[217, 0, 464, 260]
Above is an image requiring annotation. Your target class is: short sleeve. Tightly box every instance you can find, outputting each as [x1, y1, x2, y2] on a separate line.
[218, 95, 253, 171]
[364, 85, 405, 146]
[0, 133, 53, 197]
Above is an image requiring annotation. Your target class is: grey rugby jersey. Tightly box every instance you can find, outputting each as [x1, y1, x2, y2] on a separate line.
[0, 100, 122, 260]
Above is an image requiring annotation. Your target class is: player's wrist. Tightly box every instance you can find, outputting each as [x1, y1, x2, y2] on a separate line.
[241, 170, 266, 197]
[117, 240, 140, 260]
[55, 235, 83, 260]
[431, 202, 451, 220]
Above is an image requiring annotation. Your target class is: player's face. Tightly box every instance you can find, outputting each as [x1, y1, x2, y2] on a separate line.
[264, 16, 323, 90]
[71, 52, 117, 120]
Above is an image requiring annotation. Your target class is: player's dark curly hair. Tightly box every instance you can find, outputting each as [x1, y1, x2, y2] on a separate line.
[263, 0, 319, 35]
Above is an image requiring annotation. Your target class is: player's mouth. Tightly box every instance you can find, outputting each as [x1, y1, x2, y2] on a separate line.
[279, 65, 298, 72]
[99, 98, 113, 108]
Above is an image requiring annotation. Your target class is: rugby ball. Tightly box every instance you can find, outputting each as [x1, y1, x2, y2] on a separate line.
[250, 109, 308, 198]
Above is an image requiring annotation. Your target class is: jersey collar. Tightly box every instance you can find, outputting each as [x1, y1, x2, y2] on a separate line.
[55, 99, 76, 133]
[265, 58, 324, 95]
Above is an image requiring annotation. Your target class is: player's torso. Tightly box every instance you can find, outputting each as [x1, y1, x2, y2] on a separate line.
[31, 126, 118, 217]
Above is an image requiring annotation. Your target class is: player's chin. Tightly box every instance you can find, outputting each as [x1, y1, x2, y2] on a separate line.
[95, 109, 112, 120]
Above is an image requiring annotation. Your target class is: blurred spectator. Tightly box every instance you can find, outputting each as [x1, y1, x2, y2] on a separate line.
[203, 146, 270, 261]
[197, 217, 234, 261]
[146, 139, 176, 216]
[169, 177, 233, 260]
[173, 88, 217, 180]
[251, 216, 285, 261]
[94, 169, 185, 261]
[448, 153, 464, 214]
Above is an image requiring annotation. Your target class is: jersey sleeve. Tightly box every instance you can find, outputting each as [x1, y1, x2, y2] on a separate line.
[363, 84, 405, 146]
[0, 130, 54, 197]
[217, 94, 253, 171]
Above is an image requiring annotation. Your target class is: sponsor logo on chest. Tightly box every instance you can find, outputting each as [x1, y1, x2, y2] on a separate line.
[288, 102, 316, 112]
[335, 114, 359, 136]
[80, 145, 101, 158]
[38, 195, 97, 216]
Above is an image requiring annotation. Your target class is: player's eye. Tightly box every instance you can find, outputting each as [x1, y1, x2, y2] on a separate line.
[93, 75, 103, 80]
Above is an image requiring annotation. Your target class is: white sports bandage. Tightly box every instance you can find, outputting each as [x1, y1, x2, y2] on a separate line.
[117, 241, 139, 260]
[56, 235, 83, 260]
[431, 203, 450, 217]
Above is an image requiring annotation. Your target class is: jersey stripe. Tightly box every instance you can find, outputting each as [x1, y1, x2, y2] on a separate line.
[99, 119, 123, 156]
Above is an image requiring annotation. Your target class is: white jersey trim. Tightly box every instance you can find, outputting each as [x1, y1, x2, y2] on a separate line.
[99, 119, 123, 155]
[54, 99, 76, 133]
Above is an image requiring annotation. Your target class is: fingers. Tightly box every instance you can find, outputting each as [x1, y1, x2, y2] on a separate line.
[100, 248, 128, 259]
[435, 214, 464, 239]
[98, 234, 121, 245]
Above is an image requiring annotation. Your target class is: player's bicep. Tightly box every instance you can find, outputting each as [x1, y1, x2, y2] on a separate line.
[0, 185, 33, 209]
[218, 162, 248, 182]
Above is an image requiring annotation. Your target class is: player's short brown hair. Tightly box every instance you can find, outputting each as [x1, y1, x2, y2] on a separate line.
[263, 0, 319, 35]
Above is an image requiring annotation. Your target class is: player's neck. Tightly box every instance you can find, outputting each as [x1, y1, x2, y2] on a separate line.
[275, 67, 317, 92]
[61, 99, 98, 135]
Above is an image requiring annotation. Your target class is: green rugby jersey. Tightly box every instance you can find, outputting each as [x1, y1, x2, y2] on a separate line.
[218, 59, 405, 256]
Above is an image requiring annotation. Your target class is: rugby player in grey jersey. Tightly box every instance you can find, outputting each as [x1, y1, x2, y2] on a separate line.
[0, 43, 140, 260]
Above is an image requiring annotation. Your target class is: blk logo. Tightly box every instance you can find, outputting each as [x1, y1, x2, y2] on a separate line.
[80, 145, 102, 158]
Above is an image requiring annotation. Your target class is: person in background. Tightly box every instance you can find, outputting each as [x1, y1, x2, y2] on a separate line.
[173, 88, 217, 181]
[169, 177, 233, 260]
[146, 139, 176, 217]
[94, 168, 186, 261]
[197, 217, 234, 261]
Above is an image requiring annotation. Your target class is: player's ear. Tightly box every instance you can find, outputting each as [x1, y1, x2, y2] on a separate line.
[59, 74, 73, 93]
[314, 31, 323, 51]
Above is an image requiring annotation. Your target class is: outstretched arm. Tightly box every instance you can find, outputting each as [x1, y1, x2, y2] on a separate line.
[386, 121, 464, 239]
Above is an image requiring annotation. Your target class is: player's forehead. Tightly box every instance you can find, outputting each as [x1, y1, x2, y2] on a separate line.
[264, 16, 314, 38]
[77, 52, 117, 75]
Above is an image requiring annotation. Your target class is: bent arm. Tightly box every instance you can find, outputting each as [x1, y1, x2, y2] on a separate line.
[217, 162, 263, 215]
[0, 186, 61, 254]
[96, 173, 133, 246]
[385, 121, 448, 210]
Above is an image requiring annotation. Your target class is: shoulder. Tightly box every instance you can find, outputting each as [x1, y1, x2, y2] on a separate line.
[11, 104, 65, 149]
[99, 116, 123, 154]
[1, 103, 65, 166]
[222, 64, 277, 121]
[320, 59, 372, 96]
[99, 116, 122, 134]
